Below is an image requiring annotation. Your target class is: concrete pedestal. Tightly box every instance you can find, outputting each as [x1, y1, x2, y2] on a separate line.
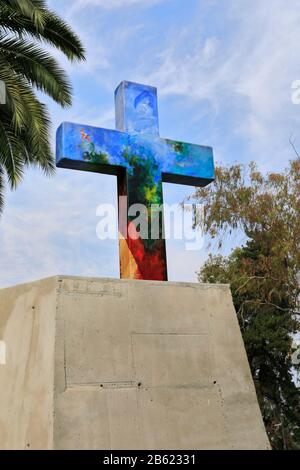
[0, 276, 270, 449]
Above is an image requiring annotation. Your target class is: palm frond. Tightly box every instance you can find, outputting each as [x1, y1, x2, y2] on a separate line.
[0, 0, 47, 31]
[0, 3, 85, 61]
[0, 0, 85, 213]
[0, 73, 54, 184]
[0, 34, 72, 106]
[0, 113, 25, 188]
[0, 61, 28, 131]
[0, 165, 4, 213]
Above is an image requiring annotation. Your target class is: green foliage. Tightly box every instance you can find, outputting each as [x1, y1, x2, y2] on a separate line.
[122, 147, 163, 208]
[122, 147, 163, 250]
[196, 159, 300, 449]
[83, 142, 109, 165]
[0, 0, 85, 213]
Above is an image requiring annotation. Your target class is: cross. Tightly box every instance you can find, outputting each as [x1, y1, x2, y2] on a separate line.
[56, 81, 214, 281]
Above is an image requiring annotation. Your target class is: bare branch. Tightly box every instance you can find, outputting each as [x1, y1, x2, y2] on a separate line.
[289, 135, 300, 158]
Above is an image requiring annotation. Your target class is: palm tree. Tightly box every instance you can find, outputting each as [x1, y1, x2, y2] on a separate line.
[0, 0, 85, 212]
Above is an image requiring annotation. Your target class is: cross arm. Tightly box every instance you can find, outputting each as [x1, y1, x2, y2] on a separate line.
[161, 138, 214, 187]
[56, 121, 128, 175]
[56, 122, 215, 188]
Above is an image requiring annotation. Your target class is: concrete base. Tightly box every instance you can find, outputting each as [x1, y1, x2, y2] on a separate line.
[0, 276, 270, 450]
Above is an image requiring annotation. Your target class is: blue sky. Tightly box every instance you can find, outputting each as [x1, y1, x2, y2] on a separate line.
[1, 0, 300, 287]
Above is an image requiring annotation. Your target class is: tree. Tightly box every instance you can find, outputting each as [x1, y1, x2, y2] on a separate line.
[194, 159, 300, 449]
[0, 0, 85, 213]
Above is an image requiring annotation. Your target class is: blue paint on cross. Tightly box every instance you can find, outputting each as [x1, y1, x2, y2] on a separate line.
[115, 81, 159, 135]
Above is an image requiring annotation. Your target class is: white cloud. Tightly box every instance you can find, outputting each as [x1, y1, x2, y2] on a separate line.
[48, 0, 300, 169]
[134, 0, 300, 168]
[54, 106, 115, 132]
[0, 170, 119, 287]
[72, 0, 168, 11]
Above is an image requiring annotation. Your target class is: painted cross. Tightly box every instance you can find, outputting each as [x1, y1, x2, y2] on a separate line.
[56, 81, 214, 281]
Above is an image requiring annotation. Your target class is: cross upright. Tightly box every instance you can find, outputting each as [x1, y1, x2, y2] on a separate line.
[56, 81, 214, 281]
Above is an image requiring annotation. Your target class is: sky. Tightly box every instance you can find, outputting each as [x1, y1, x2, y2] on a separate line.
[1, 0, 300, 287]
